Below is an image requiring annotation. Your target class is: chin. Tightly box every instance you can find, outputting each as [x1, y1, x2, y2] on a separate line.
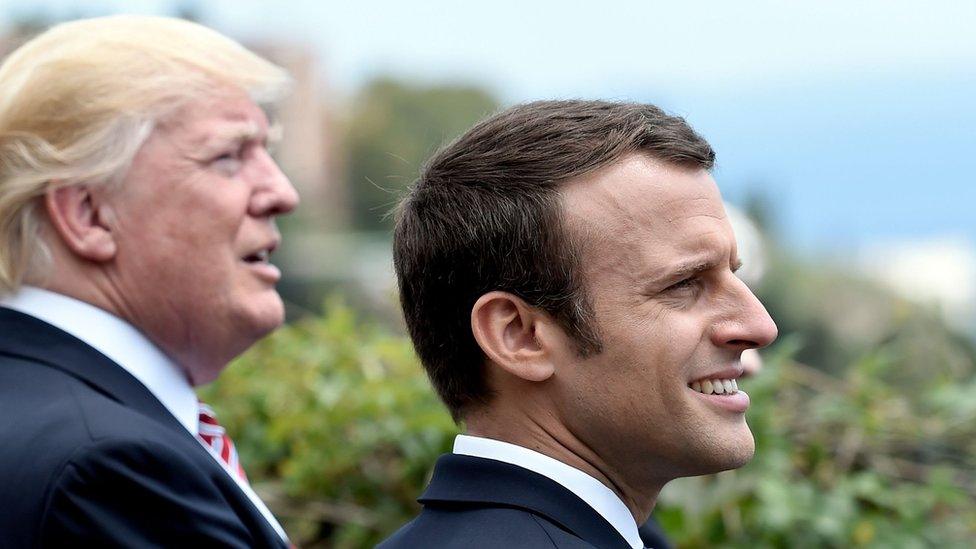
[712, 428, 756, 472]
[724, 435, 756, 470]
[682, 425, 755, 477]
[242, 292, 287, 336]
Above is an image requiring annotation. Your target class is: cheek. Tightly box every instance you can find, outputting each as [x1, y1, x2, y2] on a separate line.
[120, 218, 240, 301]
[652, 308, 708, 366]
[159, 195, 249, 255]
[623, 312, 708, 414]
[616, 307, 703, 378]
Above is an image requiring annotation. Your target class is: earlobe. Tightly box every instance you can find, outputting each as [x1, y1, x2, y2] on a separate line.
[471, 291, 556, 383]
[45, 184, 118, 262]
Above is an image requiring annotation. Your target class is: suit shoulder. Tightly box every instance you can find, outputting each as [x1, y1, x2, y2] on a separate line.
[0, 356, 105, 500]
[39, 437, 253, 547]
[41, 436, 219, 523]
[379, 505, 596, 549]
[0, 356, 226, 545]
[0, 352, 181, 443]
[41, 436, 213, 518]
[55, 435, 211, 486]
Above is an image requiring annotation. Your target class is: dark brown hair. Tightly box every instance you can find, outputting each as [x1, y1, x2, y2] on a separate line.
[393, 100, 715, 421]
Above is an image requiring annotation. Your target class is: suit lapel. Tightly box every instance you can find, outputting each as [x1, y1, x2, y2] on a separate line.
[1, 307, 289, 546]
[419, 454, 633, 549]
[0, 307, 188, 437]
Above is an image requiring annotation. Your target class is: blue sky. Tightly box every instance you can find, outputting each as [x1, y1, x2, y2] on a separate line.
[3, 0, 975, 253]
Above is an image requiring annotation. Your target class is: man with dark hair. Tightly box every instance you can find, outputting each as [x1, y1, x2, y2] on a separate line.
[381, 100, 778, 548]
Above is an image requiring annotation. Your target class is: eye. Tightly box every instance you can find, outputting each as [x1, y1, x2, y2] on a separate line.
[665, 277, 700, 293]
[211, 149, 243, 175]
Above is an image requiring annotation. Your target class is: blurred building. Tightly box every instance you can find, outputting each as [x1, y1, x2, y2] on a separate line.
[725, 203, 767, 287]
[858, 237, 976, 335]
[0, 22, 37, 57]
[238, 41, 375, 316]
[249, 41, 349, 233]
[242, 39, 391, 317]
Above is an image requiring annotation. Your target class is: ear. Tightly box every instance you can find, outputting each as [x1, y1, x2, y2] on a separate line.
[44, 183, 118, 262]
[471, 291, 556, 383]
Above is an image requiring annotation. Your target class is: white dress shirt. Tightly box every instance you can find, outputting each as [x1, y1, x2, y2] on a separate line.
[1, 286, 287, 541]
[454, 434, 643, 549]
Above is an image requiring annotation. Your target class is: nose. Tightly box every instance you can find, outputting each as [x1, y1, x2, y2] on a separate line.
[711, 275, 778, 352]
[249, 151, 300, 217]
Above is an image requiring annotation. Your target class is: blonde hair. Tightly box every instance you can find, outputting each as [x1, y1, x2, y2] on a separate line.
[0, 15, 291, 293]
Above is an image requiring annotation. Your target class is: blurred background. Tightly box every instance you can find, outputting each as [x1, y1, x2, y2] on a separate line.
[3, 1, 974, 547]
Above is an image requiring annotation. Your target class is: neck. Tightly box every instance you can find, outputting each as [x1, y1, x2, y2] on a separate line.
[38, 265, 214, 385]
[464, 407, 663, 523]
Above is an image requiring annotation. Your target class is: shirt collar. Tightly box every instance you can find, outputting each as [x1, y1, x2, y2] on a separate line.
[453, 434, 643, 549]
[0, 286, 200, 436]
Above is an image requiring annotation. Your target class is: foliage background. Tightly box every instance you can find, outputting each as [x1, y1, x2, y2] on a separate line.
[218, 36, 975, 549]
[200, 75, 976, 547]
[203, 257, 976, 547]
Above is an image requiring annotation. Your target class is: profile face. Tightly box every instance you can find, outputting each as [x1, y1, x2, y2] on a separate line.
[103, 86, 299, 383]
[550, 154, 778, 485]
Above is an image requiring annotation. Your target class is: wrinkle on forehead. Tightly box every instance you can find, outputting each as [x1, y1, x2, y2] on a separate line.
[662, 198, 727, 226]
[152, 97, 273, 160]
[156, 87, 269, 135]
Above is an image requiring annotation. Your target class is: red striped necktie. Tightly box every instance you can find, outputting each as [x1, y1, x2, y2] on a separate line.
[197, 401, 248, 483]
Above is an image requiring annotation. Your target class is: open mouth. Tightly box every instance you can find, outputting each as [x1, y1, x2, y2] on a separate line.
[687, 370, 749, 412]
[240, 242, 282, 283]
[242, 249, 271, 264]
[688, 378, 740, 396]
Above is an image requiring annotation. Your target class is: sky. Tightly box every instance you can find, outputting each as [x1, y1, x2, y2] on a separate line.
[2, 0, 975, 255]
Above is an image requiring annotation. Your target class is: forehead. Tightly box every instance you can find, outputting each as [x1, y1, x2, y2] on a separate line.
[560, 154, 732, 275]
[156, 87, 270, 144]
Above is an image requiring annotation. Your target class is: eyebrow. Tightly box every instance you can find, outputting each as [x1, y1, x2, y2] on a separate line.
[199, 121, 281, 151]
[653, 254, 743, 286]
[216, 124, 258, 146]
[667, 260, 713, 282]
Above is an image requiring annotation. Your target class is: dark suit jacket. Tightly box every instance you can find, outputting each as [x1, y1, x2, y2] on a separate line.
[0, 307, 287, 548]
[379, 453, 671, 549]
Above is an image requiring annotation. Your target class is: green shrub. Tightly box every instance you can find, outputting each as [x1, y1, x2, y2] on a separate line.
[657, 336, 976, 548]
[200, 298, 457, 547]
[203, 300, 976, 548]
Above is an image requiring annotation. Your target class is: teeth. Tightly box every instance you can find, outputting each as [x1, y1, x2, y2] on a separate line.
[689, 378, 739, 396]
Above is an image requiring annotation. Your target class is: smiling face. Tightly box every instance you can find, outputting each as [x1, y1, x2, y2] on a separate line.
[549, 154, 777, 486]
[103, 86, 299, 384]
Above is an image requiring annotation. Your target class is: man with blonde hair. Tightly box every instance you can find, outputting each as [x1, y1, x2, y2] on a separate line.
[0, 15, 298, 546]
